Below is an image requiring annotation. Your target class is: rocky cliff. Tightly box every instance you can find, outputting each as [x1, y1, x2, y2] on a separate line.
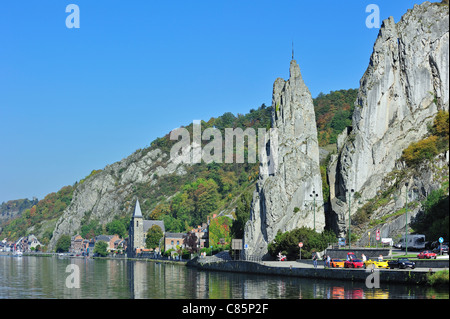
[328, 1, 449, 237]
[244, 60, 324, 259]
[48, 147, 190, 249]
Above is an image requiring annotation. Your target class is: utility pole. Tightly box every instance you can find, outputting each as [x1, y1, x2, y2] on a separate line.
[405, 182, 409, 256]
[347, 189, 354, 249]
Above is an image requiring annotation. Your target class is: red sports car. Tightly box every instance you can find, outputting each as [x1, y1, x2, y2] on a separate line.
[344, 259, 364, 268]
[417, 250, 437, 259]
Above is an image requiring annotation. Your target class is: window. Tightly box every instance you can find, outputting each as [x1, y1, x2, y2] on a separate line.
[171, 240, 174, 245]
[177, 241, 180, 245]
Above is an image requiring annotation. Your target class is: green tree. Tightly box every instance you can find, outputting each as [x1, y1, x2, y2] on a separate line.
[411, 187, 449, 240]
[230, 191, 252, 239]
[106, 219, 126, 238]
[268, 227, 336, 260]
[146, 225, 164, 249]
[55, 234, 71, 253]
[94, 241, 108, 257]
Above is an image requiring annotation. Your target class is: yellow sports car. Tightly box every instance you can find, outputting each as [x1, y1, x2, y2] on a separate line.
[364, 259, 389, 269]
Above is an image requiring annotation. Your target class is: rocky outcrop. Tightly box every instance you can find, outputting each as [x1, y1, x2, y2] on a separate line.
[244, 60, 324, 260]
[49, 147, 189, 249]
[328, 1, 449, 236]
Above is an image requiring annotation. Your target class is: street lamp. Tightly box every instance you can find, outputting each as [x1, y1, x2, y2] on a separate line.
[310, 190, 319, 231]
[346, 188, 354, 249]
[405, 182, 409, 256]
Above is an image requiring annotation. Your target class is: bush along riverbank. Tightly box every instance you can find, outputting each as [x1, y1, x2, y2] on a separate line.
[427, 269, 449, 287]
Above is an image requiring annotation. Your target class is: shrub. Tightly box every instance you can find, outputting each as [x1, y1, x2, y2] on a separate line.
[427, 269, 449, 286]
[268, 227, 336, 260]
[401, 135, 439, 166]
[94, 241, 108, 257]
[401, 111, 449, 167]
[55, 234, 71, 253]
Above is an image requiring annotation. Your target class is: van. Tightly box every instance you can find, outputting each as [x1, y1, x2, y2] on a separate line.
[394, 234, 425, 251]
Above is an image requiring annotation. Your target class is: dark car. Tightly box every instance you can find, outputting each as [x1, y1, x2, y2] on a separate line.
[432, 244, 448, 255]
[388, 258, 416, 269]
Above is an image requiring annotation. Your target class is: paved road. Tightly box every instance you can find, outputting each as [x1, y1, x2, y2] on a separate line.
[260, 260, 443, 273]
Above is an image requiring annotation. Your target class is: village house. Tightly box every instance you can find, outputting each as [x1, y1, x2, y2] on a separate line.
[69, 234, 126, 256]
[191, 223, 209, 249]
[13, 234, 43, 252]
[70, 234, 84, 254]
[164, 232, 185, 251]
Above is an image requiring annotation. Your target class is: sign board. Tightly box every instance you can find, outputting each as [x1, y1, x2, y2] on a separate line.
[376, 229, 380, 241]
[298, 242, 303, 248]
[231, 239, 242, 250]
[244, 244, 248, 249]
[439, 237, 444, 243]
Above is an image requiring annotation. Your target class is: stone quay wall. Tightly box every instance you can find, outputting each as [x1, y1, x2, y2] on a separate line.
[187, 258, 433, 285]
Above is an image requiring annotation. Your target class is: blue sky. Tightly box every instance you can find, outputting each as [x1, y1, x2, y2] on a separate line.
[0, 0, 423, 203]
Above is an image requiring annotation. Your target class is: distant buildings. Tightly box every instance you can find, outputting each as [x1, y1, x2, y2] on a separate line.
[0, 235, 43, 252]
[128, 199, 209, 258]
[1, 198, 212, 257]
[69, 234, 126, 256]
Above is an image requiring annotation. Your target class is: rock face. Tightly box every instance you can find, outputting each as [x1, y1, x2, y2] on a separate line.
[328, 2, 449, 236]
[49, 147, 189, 250]
[244, 60, 324, 260]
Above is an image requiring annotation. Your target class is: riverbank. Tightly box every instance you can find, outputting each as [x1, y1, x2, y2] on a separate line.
[186, 257, 448, 286]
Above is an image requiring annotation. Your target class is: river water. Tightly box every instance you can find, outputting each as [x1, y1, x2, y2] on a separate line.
[0, 256, 448, 299]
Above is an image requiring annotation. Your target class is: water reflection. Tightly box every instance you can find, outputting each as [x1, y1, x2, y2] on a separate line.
[0, 256, 448, 299]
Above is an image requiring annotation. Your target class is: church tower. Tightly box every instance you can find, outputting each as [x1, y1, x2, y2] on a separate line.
[128, 199, 144, 257]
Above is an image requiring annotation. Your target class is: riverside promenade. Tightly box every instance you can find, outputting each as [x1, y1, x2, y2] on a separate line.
[186, 253, 448, 285]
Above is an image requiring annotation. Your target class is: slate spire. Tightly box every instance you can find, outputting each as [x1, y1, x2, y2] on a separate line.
[133, 199, 142, 218]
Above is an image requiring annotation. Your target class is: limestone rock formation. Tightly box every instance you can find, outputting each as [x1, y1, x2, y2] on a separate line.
[328, 1, 449, 236]
[244, 60, 324, 260]
[48, 147, 190, 250]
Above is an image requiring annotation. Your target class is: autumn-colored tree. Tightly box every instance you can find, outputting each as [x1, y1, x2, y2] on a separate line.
[209, 216, 232, 247]
[183, 231, 199, 253]
[401, 135, 439, 166]
[401, 111, 449, 167]
[150, 202, 170, 220]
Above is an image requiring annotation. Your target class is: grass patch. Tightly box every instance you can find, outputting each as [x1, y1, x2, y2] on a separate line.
[427, 269, 449, 287]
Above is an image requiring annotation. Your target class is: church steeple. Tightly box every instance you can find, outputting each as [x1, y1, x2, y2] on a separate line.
[128, 199, 144, 257]
[133, 199, 143, 218]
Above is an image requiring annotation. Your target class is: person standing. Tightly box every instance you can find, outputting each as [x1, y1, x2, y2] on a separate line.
[312, 250, 318, 269]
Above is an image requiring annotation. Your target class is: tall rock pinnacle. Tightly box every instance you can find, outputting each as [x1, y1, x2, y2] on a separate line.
[244, 59, 324, 260]
[327, 2, 449, 236]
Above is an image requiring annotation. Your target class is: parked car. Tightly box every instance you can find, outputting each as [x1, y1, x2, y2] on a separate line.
[417, 250, 437, 259]
[388, 258, 416, 269]
[277, 252, 287, 261]
[344, 259, 364, 268]
[432, 244, 448, 255]
[346, 252, 356, 260]
[364, 259, 389, 269]
[330, 259, 345, 268]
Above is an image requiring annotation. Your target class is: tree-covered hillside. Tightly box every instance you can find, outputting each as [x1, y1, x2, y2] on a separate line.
[314, 89, 358, 146]
[0, 89, 359, 246]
